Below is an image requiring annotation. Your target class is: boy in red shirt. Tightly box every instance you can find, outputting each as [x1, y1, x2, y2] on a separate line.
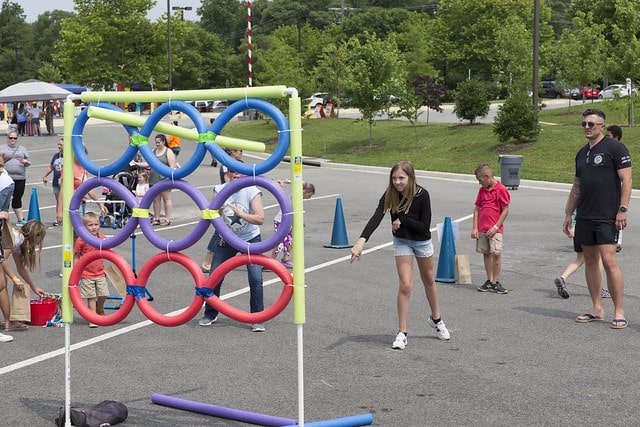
[471, 164, 511, 294]
[74, 212, 108, 327]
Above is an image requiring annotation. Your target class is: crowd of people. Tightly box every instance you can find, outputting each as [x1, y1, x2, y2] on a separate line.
[5, 101, 58, 137]
[1, 107, 629, 347]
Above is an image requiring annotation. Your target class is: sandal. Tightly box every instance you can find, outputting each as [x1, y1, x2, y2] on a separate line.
[151, 219, 161, 226]
[160, 219, 171, 226]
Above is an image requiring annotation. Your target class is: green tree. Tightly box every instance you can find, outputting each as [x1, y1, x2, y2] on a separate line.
[55, 0, 162, 88]
[343, 33, 407, 146]
[37, 62, 62, 83]
[493, 91, 540, 143]
[453, 79, 490, 124]
[313, 41, 351, 115]
[394, 13, 438, 80]
[554, 11, 608, 101]
[0, 1, 33, 87]
[199, 0, 246, 49]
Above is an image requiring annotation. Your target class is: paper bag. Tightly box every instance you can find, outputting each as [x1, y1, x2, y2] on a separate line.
[105, 263, 127, 297]
[455, 254, 472, 285]
[9, 283, 30, 322]
[1, 219, 14, 252]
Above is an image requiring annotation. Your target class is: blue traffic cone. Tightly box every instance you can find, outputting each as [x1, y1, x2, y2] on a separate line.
[27, 187, 41, 222]
[435, 216, 456, 283]
[324, 198, 352, 249]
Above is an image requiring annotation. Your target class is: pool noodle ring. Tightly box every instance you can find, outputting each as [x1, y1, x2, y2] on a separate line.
[70, 177, 139, 249]
[138, 179, 210, 252]
[72, 103, 140, 176]
[204, 254, 293, 324]
[207, 98, 290, 176]
[211, 176, 292, 254]
[135, 252, 206, 327]
[138, 101, 207, 179]
[68, 249, 136, 326]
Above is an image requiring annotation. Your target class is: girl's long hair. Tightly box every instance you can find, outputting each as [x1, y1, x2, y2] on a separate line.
[383, 160, 417, 214]
[18, 220, 46, 271]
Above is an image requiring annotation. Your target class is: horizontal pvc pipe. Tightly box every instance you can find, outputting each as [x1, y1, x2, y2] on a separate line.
[150, 394, 297, 427]
[282, 413, 374, 427]
[87, 106, 265, 152]
[81, 86, 288, 103]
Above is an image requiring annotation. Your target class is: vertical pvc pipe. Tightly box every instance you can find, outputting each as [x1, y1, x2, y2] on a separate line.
[288, 93, 305, 425]
[61, 99, 76, 323]
[247, 1, 253, 87]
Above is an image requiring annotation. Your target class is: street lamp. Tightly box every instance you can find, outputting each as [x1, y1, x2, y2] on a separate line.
[167, 1, 193, 90]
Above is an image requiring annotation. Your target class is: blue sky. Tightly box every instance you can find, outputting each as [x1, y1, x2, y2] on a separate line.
[19, 0, 203, 23]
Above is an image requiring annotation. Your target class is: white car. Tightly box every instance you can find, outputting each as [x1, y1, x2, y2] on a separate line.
[599, 84, 635, 99]
[303, 92, 329, 108]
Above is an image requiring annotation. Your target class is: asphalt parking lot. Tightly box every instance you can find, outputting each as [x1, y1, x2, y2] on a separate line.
[2, 113, 640, 426]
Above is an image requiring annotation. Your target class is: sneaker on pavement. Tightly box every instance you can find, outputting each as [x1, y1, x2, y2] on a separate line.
[428, 316, 451, 340]
[251, 323, 265, 332]
[200, 264, 211, 274]
[0, 332, 13, 342]
[392, 332, 407, 349]
[477, 280, 494, 292]
[281, 259, 293, 269]
[601, 289, 611, 298]
[16, 219, 26, 226]
[198, 315, 218, 326]
[493, 281, 508, 294]
[554, 277, 570, 299]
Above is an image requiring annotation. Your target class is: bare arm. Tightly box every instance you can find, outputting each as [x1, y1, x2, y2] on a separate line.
[563, 178, 580, 236]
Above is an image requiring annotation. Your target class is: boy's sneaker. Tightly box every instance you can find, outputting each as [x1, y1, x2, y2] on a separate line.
[251, 323, 265, 332]
[198, 315, 218, 326]
[601, 289, 611, 298]
[0, 332, 13, 342]
[392, 332, 407, 350]
[554, 277, 570, 299]
[477, 280, 494, 292]
[493, 282, 508, 294]
[428, 316, 451, 340]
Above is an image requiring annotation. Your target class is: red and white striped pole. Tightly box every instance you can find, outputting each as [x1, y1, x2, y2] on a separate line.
[247, 1, 253, 87]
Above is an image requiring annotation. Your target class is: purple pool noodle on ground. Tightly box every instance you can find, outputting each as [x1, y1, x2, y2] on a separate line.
[281, 413, 374, 427]
[150, 393, 297, 427]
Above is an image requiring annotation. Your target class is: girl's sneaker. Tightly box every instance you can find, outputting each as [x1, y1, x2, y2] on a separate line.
[428, 316, 451, 340]
[601, 289, 611, 298]
[281, 259, 293, 269]
[392, 332, 407, 349]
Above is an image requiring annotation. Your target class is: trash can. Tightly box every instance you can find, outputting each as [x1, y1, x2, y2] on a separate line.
[498, 155, 523, 190]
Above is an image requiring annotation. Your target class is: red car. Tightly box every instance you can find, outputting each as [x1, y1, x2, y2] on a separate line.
[570, 87, 601, 100]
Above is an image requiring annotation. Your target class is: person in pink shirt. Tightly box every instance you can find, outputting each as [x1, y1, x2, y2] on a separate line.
[472, 164, 511, 294]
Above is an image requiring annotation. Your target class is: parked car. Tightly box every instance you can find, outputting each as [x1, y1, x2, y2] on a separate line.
[570, 87, 600, 100]
[540, 81, 569, 98]
[599, 84, 636, 99]
[304, 92, 330, 109]
[191, 100, 212, 112]
[209, 100, 229, 111]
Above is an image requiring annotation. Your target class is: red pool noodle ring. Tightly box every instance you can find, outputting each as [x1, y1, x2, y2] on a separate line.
[68, 250, 136, 326]
[135, 252, 207, 327]
[204, 254, 293, 324]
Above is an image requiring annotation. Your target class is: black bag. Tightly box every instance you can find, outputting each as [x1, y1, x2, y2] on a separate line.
[55, 400, 128, 427]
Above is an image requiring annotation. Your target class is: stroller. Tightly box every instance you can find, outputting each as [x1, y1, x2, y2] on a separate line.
[101, 168, 137, 229]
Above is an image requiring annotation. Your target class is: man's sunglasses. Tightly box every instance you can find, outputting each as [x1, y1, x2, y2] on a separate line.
[581, 121, 603, 128]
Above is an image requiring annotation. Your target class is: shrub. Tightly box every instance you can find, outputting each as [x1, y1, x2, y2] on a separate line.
[493, 93, 540, 144]
[453, 79, 490, 124]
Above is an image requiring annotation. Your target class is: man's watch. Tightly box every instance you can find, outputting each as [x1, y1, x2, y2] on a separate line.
[619, 206, 628, 213]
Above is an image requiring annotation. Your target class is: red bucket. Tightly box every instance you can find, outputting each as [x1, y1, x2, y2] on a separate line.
[30, 298, 59, 326]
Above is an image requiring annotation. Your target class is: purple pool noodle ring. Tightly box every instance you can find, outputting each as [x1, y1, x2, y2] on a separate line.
[69, 177, 138, 248]
[138, 179, 211, 251]
[210, 175, 292, 254]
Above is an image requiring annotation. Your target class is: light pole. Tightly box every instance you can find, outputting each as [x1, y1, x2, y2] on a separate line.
[167, 1, 192, 90]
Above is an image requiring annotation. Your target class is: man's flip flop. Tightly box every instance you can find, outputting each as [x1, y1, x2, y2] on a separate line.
[4, 324, 28, 332]
[611, 318, 628, 329]
[575, 313, 604, 323]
